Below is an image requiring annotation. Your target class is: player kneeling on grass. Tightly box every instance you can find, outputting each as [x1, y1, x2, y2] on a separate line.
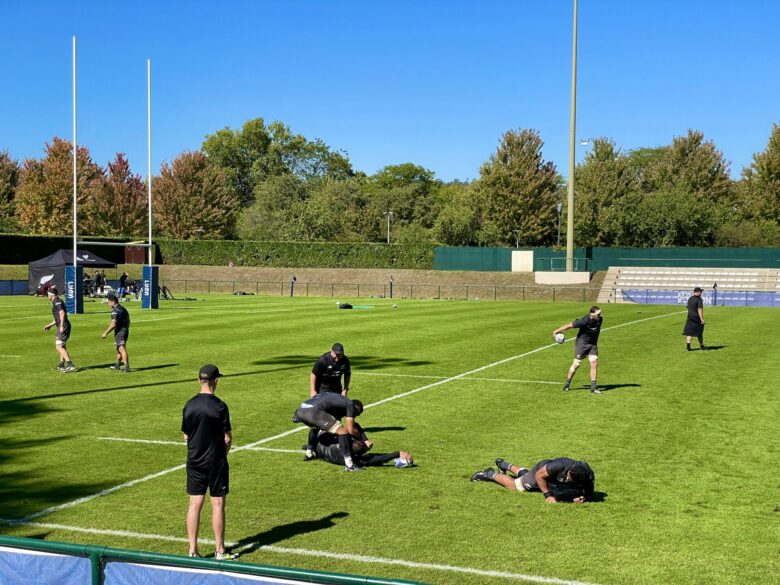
[471, 457, 594, 503]
[553, 306, 603, 394]
[101, 292, 131, 372]
[314, 422, 414, 469]
[292, 393, 365, 471]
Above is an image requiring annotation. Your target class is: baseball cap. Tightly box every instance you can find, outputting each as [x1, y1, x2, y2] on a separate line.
[199, 364, 223, 381]
[693, 287, 703, 293]
[331, 343, 344, 355]
[48, 287, 58, 295]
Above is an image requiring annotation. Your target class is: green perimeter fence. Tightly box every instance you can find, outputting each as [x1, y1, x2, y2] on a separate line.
[0, 535, 424, 585]
[161, 279, 598, 303]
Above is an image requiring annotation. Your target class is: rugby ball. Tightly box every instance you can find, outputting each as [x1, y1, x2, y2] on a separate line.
[554, 333, 565, 344]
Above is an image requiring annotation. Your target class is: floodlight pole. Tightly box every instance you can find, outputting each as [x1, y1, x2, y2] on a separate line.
[565, 0, 578, 272]
[384, 211, 394, 244]
[147, 59, 153, 265]
[72, 36, 78, 272]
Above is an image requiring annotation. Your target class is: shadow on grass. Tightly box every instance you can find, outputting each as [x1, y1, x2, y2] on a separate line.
[76, 363, 178, 372]
[700, 345, 727, 351]
[362, 426, 406, 433]
[252, 355, 434, 370]
[572, 383, 641, 392]
[588, 491, 608, 503]
[232, 512, 349, 556]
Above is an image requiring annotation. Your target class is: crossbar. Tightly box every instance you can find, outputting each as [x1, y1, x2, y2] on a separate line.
[77, 241, 151, 248]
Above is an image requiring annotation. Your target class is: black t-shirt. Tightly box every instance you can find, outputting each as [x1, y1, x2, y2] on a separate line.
[687, 295, 703, 320]
[312, 352, 351, 394]
[304, 392, 355, 419]
[111, 303, 130, 330]
[51, 296, 70, 329]
[532, 457, 595, 496]
[119, 274, 128, 287]
[181, 393, 232, 468]
[572, 314, 602, 344]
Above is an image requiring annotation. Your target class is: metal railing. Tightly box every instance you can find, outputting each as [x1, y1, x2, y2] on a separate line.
[0, 535, 423, 585]
[160, 279, 598, 303]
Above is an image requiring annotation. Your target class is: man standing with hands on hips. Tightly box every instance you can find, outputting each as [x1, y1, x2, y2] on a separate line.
[181, 365, 237, 560]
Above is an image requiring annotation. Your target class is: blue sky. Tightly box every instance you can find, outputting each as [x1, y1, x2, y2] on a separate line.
[1, 0, 778, 182]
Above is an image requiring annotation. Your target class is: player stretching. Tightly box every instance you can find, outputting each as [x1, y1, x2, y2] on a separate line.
[553, 306, 603, 394]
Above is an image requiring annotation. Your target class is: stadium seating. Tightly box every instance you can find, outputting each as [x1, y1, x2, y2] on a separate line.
[597, 267, 780, 304]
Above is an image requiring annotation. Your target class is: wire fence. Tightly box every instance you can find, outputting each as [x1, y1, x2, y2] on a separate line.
[161, 279, 599, 303]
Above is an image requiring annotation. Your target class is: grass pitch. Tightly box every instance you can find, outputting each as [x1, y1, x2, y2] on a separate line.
[0, 295, 778, 585]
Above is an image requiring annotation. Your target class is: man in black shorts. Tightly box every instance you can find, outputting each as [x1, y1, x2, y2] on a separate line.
[314, 422, 414, 469]
[292, 393, 364, 471]
[43, 287, 76, 372]
[101, 292, 131, 372]
[682, 287, 706, 352]
[470, 456, 595, 503]
[553, 306, 603, 394]
[181, 365, 236, 560]
[310, 342, 351, 398]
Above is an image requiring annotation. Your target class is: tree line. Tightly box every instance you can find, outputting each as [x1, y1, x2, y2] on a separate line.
[1, 119, 778, 247]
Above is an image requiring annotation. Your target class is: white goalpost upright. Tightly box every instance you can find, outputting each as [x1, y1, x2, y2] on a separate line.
[69, 41, 159, 310]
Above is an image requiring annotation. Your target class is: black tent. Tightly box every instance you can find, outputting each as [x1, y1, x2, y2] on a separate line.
[28, 249, 116, 295]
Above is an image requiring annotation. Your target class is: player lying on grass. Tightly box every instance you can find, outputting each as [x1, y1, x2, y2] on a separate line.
[470, 456, 595, 503]
[311, 423, 414, 468]
[292, 393, 365, 471]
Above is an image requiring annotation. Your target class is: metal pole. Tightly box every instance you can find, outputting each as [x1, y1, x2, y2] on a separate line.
[72, 36, 77, 273]
[566, 0, 578, 272]
[147, 59, 153, 266]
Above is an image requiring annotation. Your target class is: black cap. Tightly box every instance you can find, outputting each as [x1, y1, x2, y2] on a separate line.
[199, 364, 222, 381]
[48, 287, 58, 295]
[106, 292, 118, 302]
[331, 343, 345, 355]
[693, 287, 703, 293]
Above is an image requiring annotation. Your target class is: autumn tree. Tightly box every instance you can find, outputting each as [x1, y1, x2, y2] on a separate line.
[740, 123, 780, 222]
[15, 137, 103, 235]
[0, 151, 20, 232]
[478, 129, 561, 246]
[153, 151, 239, 239]
[80, 153, 148, 237]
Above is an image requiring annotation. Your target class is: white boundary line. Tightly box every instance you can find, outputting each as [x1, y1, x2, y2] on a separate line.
[1, 520, 603, 585]
[20, 310, 683, 524]
[97, 437, 300, 454]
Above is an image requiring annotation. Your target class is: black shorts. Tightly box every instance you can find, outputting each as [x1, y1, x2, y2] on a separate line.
[682, 319, 704, 337]
[294, 405, 341, 434]
[186, 459, 229, 497]
[114, 328, 129, 347]
[574, 341, 598, 360]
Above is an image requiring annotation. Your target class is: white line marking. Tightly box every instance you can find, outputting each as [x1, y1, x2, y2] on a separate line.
[0, 355, 22, 358]
[0, 520, 603, 585]
[98, 437, 300, 454]
[21, 310, 683, 522]
[359, 372, 560, 384]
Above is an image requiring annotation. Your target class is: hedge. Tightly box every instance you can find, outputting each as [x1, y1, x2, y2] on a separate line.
[156, 239, 434, 269]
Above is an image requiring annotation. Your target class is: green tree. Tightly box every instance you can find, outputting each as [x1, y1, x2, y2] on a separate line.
[237, 175, 310, 241]
[15, 137, 103, 235]
[202, 118, 353, 207]
[153, 151, 239, 239]
[0, 151, 20, 232]
[574, 138, 636, 246]
[432, 182, 483, 245]
[80, 153, 148, 237]
[478, 129, 561, 246]
[740, 123, 780, 222]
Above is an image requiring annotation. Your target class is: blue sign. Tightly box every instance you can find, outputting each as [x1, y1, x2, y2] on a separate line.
[622, 289, 780, 308]
[64, 265, 83, 314]
[141, 265, 159, 309]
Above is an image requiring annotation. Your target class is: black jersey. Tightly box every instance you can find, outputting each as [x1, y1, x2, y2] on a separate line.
[532, 457, 595, 497]
[311, 352, 351, 394]
[110, 303, 130, 330]
[181, 394, 232, 468]
[687, 295, 703, 319]
[303, 392, 356, 419]
[51, 296, 70, 329]
[572, 314, 602, 345]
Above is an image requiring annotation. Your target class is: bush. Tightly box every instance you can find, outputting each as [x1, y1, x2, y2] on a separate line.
[156, 239, 433, 269]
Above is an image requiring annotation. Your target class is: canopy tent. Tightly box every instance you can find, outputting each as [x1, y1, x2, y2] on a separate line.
[28, 249, 116, 295]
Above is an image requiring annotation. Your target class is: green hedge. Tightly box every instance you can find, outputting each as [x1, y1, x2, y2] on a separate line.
[156, 239, 434, 269]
